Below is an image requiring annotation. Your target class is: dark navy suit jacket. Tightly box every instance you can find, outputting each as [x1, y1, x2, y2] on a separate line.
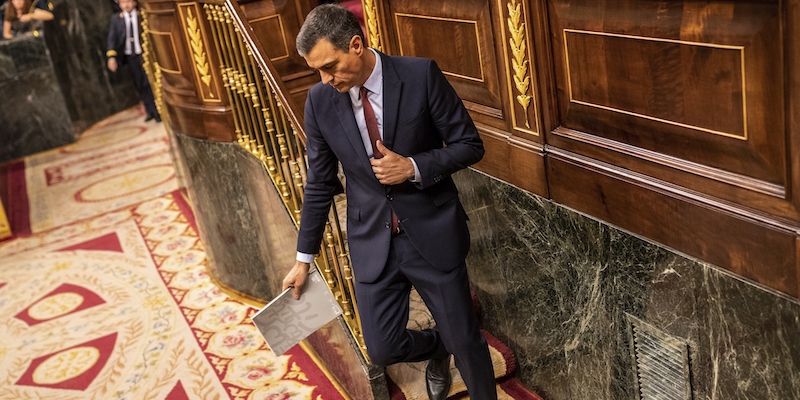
[297, 51, 484, 284]
[106, 11, 136, 64]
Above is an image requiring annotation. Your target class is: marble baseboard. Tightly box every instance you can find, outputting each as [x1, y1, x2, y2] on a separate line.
[173, 132, 297, 301]
[455, 169, 800, 400]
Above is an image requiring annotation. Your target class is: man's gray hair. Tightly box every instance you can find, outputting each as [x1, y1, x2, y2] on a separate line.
[296, 4, 365, 56]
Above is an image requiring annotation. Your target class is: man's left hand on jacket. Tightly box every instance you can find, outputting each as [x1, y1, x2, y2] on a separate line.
[370, 140, 416, 185]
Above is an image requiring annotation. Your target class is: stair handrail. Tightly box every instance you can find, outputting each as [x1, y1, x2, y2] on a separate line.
[199, 0, 367, 359]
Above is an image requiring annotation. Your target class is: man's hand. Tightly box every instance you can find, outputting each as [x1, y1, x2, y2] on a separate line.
[282, 261, 311, 300]
[107, 58, 118, 72]
[19, 14, 32, 23]
[371, 141, 415, 185]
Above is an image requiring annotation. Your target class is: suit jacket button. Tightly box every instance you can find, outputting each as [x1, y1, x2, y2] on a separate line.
[384, 222, 390, 229]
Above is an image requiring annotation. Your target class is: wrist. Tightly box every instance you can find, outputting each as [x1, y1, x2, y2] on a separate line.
[295, 261, 311, 271]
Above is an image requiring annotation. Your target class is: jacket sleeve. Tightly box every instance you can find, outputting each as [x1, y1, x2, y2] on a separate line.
[106, 15, 119, 59]
[295, 89, 343, 255]
[409, 59, 484, 189]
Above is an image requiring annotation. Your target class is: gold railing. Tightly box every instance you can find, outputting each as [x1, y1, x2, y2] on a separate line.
[0, 198, 10, 240]
[139, 10, 168, 126]
[203, 1, 366, 358]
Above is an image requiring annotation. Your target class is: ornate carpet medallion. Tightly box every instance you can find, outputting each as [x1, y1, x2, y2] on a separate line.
[0, 192, 345, 399]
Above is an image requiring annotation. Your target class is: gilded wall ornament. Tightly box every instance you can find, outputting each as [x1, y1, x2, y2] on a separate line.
[507, 0, 533, 127]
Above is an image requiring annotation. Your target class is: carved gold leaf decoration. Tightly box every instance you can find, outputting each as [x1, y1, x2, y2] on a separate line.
[506, 0, 532, 128]
[186, 10, 215, 97]
[362, 0, 382, 51]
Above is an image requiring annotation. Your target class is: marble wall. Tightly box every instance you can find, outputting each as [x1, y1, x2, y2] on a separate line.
[173, 133, 297, 300]
[0, 0, 140, 163]
[0, 34, 74, 163]
[456, 169, 800, 399]
[44, 0, 140, 134]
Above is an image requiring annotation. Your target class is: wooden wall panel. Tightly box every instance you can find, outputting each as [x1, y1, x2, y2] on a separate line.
[143, 1, 234, 141]
[377, 0, 549, 197]
[382, 0, 505, 126]
[539, 0, 800, 297]
[240, 0, 318, 97]
[146, 4, 195, 93]
[546, 0, 799, 222]
[496, 0, 545, 140]
[548, 150, 800, 298]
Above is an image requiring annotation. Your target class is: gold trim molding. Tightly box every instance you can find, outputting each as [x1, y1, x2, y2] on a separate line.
[186, 9, 216, 100]
[181, 3, 220, 103]
[507, 0, 533, 128]
[0, 197, 11, 240]
[361, 0, 383, 51]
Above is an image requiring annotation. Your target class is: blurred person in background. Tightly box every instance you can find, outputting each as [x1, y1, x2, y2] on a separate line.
[3, 0, 52, 39]
[106, 0, 159, 122]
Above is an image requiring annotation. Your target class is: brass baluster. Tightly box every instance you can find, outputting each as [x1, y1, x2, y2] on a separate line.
[220, 7, 256, 150]
[219, 0, 366, 358]
[205, 5, 244, 144]
[211, 5, 250, 147]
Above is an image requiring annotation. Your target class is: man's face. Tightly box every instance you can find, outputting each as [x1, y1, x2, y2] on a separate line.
[119, 0, 136, 13]
[303, 37, 366, 93]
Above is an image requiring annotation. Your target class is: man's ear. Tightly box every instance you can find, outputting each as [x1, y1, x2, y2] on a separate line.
[350, 35, 364, 54]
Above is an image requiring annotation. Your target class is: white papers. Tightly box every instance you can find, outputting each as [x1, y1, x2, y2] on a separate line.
[250, 269, 343, 356]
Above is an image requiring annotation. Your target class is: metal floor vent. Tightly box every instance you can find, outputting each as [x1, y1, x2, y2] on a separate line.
[627, 315, 692, 400]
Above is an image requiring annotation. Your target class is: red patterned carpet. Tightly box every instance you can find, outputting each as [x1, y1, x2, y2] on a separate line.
[0, 107, 543, 400]
[0, 108, 347, 400]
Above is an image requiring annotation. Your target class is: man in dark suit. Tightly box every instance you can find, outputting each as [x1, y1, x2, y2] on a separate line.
[281, 5, 497, 400]
[106, 0, 159, 122]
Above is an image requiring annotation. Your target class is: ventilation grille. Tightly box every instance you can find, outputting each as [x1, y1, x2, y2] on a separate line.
[629, 316, 692, 400]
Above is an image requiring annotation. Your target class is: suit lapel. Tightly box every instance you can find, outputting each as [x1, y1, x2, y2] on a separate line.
[380, 52, 402, 150]
[332, 90, 371, 166]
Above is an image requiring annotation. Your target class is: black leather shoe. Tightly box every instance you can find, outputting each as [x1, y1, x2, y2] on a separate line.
[425, 353, 451, 400]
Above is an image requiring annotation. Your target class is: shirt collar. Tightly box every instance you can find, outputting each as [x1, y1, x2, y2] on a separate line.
[349, 48, 382, 102]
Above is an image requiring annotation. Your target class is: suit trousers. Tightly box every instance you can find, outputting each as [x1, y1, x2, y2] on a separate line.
[353, 232, 498, 400]
[127, 53, 158, 118]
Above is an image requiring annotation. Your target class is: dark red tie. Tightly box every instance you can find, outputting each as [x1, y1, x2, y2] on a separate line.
[360, 86, 399, 234]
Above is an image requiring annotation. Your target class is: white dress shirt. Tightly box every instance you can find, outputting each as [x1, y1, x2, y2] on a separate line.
[124, 10, 142, 56]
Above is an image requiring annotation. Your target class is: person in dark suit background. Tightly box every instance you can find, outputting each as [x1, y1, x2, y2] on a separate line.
[281, 5, 497, 400]
[106, 0, 159, 122]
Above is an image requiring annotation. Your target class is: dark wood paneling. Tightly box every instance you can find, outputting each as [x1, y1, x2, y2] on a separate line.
[381, 0, 549, 198]
[495, 0, 546, 141]
[167, 99, 235, 141]
[546, 0, 800, 223]
[146, 6, 195, 93]
[564, 31, 746, 140]
[473, 125, 548, 196]
[241, 0, 317, 88]
[473, 126, 513, 184]
[509, 137, 548, 195]
[142, 1, 239, 141]
[382, 0, 505, 128]
[394, 15, 483, 81]
[548, 150, 800, 298]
